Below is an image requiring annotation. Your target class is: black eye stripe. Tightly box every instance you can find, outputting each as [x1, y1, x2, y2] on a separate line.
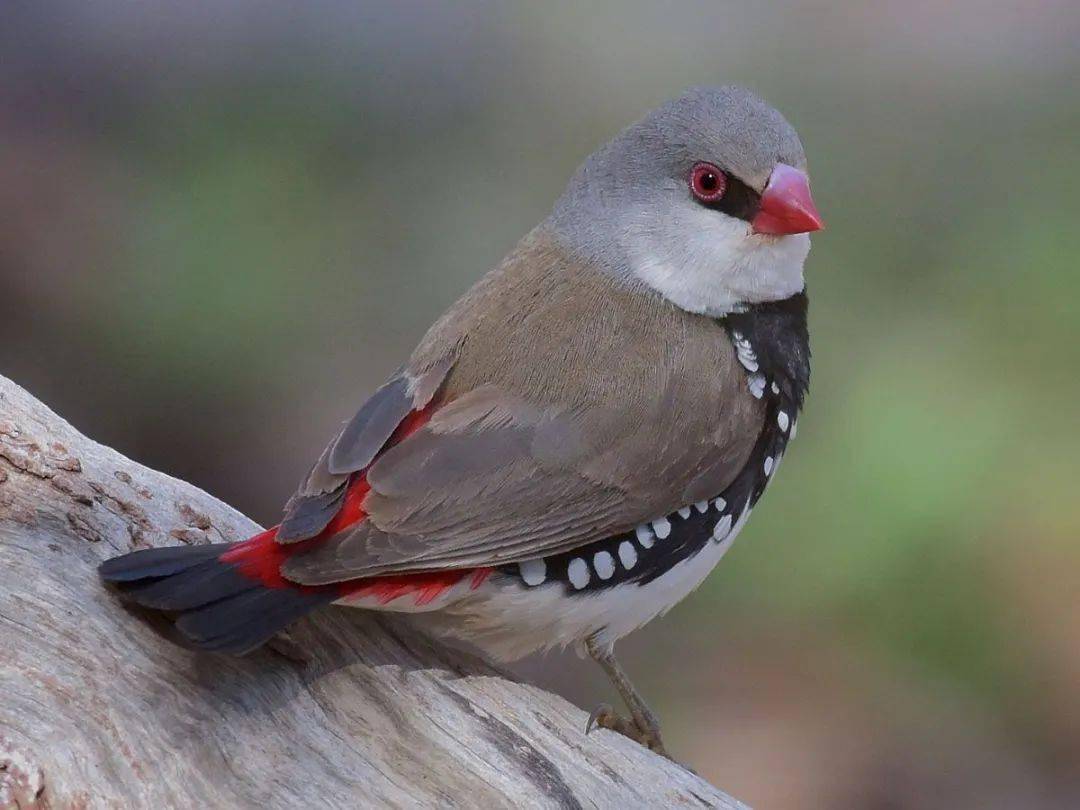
[701, 173, 760, 223]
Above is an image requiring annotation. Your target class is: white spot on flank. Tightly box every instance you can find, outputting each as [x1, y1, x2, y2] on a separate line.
[635, 524, 655, 549]
[713, 497, 727, 512]
[771, 381, 780, 395]
[694, 501, 709, 514]
[518, 558, 546, 586]
[777, 411, 790, 432]
[712, 514, 733, 543]
[593, 551, 616, 580]
[567, 558, 590, 589]
[748, 374, 766, 399]
[764, 456, 774, 476]
[677, 506, 692, 519]
[651, 517, 671, 539]
[618, 541, 638, 570]
[731, 332, 759, 372]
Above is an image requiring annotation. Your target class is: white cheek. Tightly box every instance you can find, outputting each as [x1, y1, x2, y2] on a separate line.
[621, 205, 809, 316]
[746, 232, 811, 301]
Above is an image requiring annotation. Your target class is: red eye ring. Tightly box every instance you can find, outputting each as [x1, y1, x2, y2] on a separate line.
[690, 162, 727, 203]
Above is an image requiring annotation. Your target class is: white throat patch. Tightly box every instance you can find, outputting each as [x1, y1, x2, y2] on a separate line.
[621, 205, 810, 317]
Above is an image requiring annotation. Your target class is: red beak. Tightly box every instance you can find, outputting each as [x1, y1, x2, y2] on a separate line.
[751, 164, 824, 236]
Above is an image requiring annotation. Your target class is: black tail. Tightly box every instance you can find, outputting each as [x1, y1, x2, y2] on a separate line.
[99, 544, 334, 655]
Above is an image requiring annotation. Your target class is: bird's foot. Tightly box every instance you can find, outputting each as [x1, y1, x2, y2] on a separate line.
[585, 702, 671, 760]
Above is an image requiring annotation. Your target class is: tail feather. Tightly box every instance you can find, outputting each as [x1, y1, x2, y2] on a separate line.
[98, 543, 226, 582]
[99, 541, 333, 655]
[175, 587, 334, 655]
[101, 532, 492, 655]
[98, 406, 456, 655]
[118, 558, 260, 611]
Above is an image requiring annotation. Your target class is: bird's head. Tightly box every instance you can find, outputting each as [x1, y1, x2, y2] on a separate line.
[550, 85, 823, 317]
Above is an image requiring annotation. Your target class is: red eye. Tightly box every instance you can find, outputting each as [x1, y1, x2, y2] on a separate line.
[690, 162, 727, 203]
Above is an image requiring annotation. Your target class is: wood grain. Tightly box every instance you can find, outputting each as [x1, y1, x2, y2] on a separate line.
[0, 374, 745, 810]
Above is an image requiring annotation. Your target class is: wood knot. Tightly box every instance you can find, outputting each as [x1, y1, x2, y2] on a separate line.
[50, 473, 95, 506]
[177, 503, 212, 531]
[113, 470, 154, 500]
[0, 736, 47, 809]
[67, 512, 103, 543]
[170, 527, 208, 544]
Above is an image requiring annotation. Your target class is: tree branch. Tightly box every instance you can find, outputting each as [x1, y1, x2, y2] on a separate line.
[0, 374, 744, 809]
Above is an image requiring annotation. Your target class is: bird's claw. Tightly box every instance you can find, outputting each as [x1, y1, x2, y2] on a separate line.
[585, 703, 671, 759]
[586, 703, 615, 735]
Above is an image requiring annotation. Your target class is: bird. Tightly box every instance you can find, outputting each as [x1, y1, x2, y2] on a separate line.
[100, 85, 822, 759]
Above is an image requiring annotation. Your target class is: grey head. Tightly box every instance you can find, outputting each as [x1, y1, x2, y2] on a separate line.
[549, 86, 823, 317]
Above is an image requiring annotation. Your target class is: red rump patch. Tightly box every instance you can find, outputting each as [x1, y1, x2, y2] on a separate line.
[220, 402, 493, 606]
[341, 569, 474, 606]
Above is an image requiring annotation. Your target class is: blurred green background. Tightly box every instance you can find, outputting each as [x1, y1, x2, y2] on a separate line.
[3, 2, 1079, 807]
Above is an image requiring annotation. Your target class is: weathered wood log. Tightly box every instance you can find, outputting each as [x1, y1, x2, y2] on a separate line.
[0, 374, 744, 809]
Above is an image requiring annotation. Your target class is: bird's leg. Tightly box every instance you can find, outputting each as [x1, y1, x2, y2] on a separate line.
[584, 636, 670, 759]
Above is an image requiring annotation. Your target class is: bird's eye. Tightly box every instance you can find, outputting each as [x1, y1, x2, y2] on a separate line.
[690, 162, 727, 203]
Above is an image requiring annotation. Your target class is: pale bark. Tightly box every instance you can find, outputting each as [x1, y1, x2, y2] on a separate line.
[0, 374, 745, 810]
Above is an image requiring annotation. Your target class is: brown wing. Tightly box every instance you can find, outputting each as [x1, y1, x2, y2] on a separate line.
[281, 368, 761, 585]
[279, 227, 765, 583]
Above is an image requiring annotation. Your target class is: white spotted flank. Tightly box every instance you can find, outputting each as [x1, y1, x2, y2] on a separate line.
[519, 558, 547, 586]
[712, 514, 733, 543]
[567, 558, 590, 589]
[777, 410, 790, 432]
[748, 374, 766, 399]
[635, 524, 655, 549]
[593, 551, 616, 580]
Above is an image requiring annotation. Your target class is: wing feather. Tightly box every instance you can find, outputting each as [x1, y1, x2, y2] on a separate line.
[277, 364, 452, 543]
[280, 387, 720, 585]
